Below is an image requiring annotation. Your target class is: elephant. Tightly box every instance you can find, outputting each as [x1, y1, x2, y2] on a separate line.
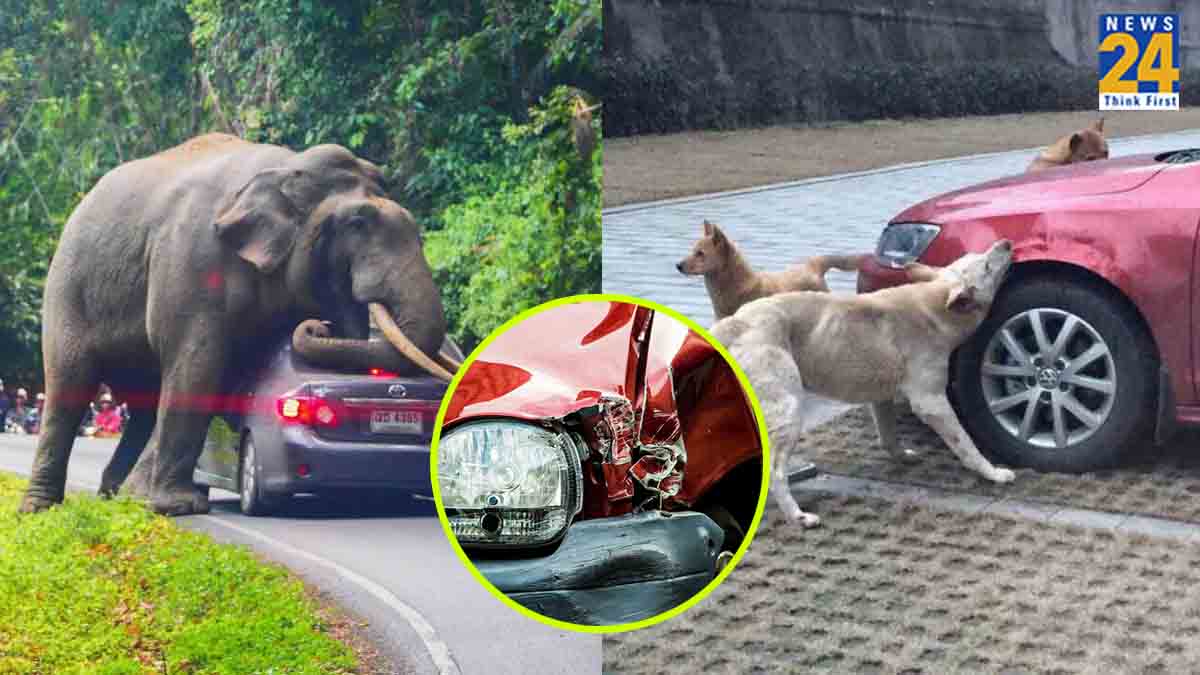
[20, 133, 458, 516]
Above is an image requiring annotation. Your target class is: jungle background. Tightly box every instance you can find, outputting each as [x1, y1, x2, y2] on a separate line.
[0, 0, 602, 388]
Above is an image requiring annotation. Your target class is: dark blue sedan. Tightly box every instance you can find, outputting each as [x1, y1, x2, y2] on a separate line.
[195, 333, 461, 515]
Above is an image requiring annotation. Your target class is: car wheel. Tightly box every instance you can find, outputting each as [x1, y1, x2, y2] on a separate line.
[952, 276, 1157, 473]
[239, 434, 278, 516]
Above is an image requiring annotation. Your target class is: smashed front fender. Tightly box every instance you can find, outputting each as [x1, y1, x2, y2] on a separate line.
[474, 510, 724, 625]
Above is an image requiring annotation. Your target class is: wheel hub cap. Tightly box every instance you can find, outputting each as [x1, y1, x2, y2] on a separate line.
[1036, 367, 1061, 389]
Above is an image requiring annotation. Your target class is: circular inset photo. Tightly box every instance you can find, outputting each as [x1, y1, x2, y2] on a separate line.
[430, 294, 768, 632]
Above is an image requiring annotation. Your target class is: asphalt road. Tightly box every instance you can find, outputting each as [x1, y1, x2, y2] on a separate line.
[0, 433, 600, 675]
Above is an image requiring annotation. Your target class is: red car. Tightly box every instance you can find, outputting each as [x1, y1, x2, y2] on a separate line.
[858, 150, 1200, 473]
[436, 300, 763, 625]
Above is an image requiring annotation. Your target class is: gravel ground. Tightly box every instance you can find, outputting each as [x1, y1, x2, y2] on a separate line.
[604, 109, 1200, 207]
[800, 405, 1200, 524]
[605, 494, 1200, 674]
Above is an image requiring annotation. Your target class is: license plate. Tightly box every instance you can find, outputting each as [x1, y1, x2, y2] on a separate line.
[370, 409, 424, 434]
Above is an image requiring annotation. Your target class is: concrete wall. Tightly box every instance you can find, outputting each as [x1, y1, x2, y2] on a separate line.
[602, 0, 1198, 134]
[607, 0, 1056, 74]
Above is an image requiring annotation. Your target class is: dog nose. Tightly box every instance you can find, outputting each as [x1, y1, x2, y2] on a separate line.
[997, 239, 1013, 252]
[675, 262, 684, 273]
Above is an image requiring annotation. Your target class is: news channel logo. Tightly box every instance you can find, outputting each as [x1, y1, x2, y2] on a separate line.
[1099, 13, 1180, 111]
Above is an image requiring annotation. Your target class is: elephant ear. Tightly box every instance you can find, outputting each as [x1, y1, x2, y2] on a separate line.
[214, 168, 320, 274]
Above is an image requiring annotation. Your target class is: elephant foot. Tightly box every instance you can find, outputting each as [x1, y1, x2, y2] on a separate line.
[122, 465, 154, 501]
[97, 478, 121, 499]
[18, 491, 63, 514]
[149, 484, 211, 516]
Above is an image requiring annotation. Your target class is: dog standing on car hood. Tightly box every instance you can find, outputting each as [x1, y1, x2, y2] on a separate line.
[712, 240, 1016, 527]
[676, 220, 867, 319]
[1028, 118, 1108, 171]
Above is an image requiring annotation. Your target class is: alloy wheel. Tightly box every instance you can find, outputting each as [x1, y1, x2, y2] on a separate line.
[980, 308, 1117, 450]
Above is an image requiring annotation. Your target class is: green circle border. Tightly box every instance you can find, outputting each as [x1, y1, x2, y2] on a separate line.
[429, 293, 770, 634]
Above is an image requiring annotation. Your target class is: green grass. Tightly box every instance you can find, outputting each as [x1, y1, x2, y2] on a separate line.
[0, 472, 357, 674]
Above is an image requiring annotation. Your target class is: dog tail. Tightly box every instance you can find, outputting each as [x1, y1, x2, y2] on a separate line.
[806, 253, 869, 276]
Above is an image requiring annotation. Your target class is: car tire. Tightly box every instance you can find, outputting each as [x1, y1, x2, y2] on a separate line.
[703, 503, 746, 554]
[951, 276, 1157, 473]
[239, 434, 278, 516]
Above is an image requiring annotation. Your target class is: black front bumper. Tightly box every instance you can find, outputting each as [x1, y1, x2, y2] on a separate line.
[472, 510, 724, 626]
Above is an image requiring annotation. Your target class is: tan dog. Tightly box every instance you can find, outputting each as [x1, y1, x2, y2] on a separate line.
[1028, 118, 1108, 171]
[712, 241, 1015, 527]
[676, 220, 867, 319]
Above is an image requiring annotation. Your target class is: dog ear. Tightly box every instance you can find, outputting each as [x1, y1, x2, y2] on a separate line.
[1092, 117, 1104, 133]
[1069, 133, 1083, 154]
[904, 262, 940, 283]
[946, 283, 981, 313]
[702, 219, 714, 236]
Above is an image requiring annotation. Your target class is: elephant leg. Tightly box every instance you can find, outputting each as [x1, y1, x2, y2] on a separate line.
[125, 350, 222, 516]
[99, 406, 157, 498]
[20, 364, 99, 513]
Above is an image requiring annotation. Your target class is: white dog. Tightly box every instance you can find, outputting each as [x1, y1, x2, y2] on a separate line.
[712, 240, 1016, 527]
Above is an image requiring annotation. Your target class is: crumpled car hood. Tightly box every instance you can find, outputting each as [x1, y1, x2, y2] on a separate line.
[444, 302, 644, 423]
[444, 301, 761, 517]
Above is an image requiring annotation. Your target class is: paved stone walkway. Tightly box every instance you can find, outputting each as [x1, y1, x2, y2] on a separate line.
[602, 130, 1200, 326]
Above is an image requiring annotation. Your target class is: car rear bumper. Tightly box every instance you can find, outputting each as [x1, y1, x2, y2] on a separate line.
[856, 254, 914, 294]
[471, 510, 724, 626]
[260, 425, 432, 495]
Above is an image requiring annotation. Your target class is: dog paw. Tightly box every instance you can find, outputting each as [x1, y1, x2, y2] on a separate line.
[895, 448, 920, 464]
[799, 512, 821, 528]
[989, 467, 1016, 484]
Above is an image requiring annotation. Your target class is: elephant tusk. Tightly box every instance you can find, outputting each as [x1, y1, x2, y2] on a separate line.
[368, 303, 455, 383]
[436, 348, 462, 373]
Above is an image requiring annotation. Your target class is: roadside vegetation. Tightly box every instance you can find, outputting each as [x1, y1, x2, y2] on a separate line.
[0, 1, 602, 387]
[0, 471, 356, 674]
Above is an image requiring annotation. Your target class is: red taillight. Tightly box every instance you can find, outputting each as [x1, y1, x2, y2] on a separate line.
[368, 368, 398, 378]
[276, 395, 340, 428]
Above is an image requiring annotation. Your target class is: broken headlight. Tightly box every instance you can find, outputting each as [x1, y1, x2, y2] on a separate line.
[438, 420, 584, 548]
[875, 222, 941, 269]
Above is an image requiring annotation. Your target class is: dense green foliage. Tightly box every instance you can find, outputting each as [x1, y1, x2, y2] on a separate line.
[0, 471, 357, 673]
[0, 1, 601, 386]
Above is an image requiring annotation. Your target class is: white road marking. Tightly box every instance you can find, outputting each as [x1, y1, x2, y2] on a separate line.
[197, 514, 462, 675]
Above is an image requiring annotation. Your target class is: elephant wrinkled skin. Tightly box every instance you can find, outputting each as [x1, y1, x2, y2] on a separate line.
[21, 133, 450, 516]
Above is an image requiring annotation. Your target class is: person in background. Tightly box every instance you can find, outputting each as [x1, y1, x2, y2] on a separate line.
[94, 393, 124, 438]
[24, 393, 44, 435]
[7, 388, 28, 433]
[0, 380, 9, 433]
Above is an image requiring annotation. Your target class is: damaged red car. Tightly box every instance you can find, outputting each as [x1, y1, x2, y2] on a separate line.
[435, 300, 765, 625]
[858, 149, 1200, 473]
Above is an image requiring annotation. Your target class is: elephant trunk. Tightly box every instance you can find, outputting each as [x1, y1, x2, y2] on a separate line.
[292, 320, 412, 373]
[291, 310, 458, 383]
